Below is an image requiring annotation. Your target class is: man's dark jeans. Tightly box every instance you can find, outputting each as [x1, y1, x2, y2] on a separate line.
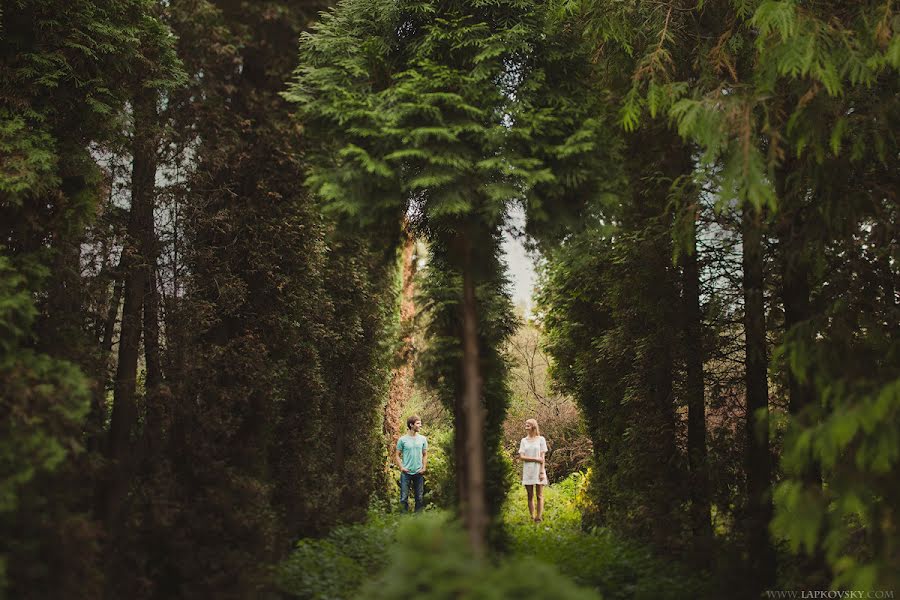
[399, 471, 424, 513]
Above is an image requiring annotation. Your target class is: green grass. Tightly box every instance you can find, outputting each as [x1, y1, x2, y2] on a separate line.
[505, 473, 708, 600]
[275, 473, 708, 599]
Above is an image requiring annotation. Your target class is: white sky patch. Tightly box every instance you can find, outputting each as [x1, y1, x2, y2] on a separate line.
[502, 203, 537, 314]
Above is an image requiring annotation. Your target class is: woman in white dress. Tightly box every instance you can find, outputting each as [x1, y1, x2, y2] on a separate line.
[518, 418, 548, 522]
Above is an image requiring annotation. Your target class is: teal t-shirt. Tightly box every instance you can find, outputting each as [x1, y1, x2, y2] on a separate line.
[397, 434, 428, 474]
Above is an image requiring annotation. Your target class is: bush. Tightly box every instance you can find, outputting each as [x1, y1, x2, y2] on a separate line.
[273, 512, 401, 599]
[506, 473, 708, 600]
[503, 319, 593, 483]
[359, 513, 601, 600]
[421, 427, 454, 509]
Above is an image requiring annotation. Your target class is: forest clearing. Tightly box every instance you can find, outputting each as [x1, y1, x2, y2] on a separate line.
[1, 0, 897, 598]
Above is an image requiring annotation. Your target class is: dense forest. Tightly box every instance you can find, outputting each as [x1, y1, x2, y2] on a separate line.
[1, 0, 897, 598]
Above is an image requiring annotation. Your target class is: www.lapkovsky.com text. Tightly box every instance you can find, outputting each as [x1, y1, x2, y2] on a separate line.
[765, 591, 895, 599]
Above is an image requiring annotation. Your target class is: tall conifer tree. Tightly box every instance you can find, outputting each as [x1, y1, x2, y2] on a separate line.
[288, 0, 611, 549]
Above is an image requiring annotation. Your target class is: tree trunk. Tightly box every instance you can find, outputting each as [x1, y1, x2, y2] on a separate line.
[776, 166, 829, 584]
[144, 267, 162, 391]
[87, 258, 125, 453]
[460, 234, 487, 556]
[874, 221, 897, 330]
[682, 211, 712, 558]
[142, 264, 166, 453]
[39, 181, 85, 362]
[104, 86, 158, 522]
[101, 264, 125, 365]
[775, 166, 816, 420]
[742, 203, 776, 593]
[651, 335, 678, 549]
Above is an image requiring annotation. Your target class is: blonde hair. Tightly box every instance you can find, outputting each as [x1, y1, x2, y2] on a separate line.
[525, 418, 540, 437]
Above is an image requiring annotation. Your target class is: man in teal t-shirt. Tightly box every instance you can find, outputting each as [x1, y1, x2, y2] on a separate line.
[395, 415, 428, 512]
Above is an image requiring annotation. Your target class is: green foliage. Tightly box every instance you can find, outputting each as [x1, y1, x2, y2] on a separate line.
[0, 0, 893, 596]
[359, 512, 601, 600]
[289, 0, 615, 544]
[0, 256, 91, 594]
[274, 513, 401, 599]
[416, 238, 517, 524]
[287, 0, 612, 233]
[123, 0, 406, 594]
[537, 123, 692, 551]
[0, 114, 57, 199]
[506, 474, 708, 600]
[0, 1, 183, 596]
[421, 427, 455, 509]
[560, 0, 899, 590]
[772, 295, 900, 588]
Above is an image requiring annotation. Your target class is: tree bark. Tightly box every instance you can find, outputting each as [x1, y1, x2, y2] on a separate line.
[873, 221, 897, 329]
[775, 166, 816, 421]
[104, 86, 158, 522]
[142, 264, 166, 453]
[101, 266, 125, 365]
[39, 178, 86, 362]
[742, 203, 776, 593]
[144, 267, 162, 391]
[776, 166, 830, 583]
[87, 256, 125, 453]
[682, 210, 713, 558]
[460, 233, 487, 556]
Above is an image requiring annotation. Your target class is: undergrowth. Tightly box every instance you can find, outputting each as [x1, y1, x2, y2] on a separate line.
[505, 473, 709, 600]
[275, 473, 709, 599]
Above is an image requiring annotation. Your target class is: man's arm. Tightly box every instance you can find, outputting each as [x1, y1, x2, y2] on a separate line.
[420, 449, 427, 473]
[395, 443, 408, 473]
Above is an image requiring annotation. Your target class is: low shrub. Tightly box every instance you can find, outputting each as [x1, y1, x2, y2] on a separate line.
[359, 512, 601, 600]
[273, 512, 400, 599]
[277, 475, 710, 600]
[506, 473, 708, 600]
[421, 427, 454, 508]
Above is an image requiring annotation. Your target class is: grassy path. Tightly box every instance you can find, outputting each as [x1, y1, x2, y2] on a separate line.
[275, 475, 707, 599]
[503, 476, 707, 600]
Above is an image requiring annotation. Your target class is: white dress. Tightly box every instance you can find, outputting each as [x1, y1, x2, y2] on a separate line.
[519, 435, 548, 485]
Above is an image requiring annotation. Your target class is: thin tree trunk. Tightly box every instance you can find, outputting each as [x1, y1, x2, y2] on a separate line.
[40, 187, 84, 362]
[144, 267, 162, 391]
[742, 203, 776, 593]
[682, 210, 713, 558]
[454, 385, 469, 513]
[87, 255, 125, 452]
[874, 221, 897, 324]
[460, 234, 487, 556]
[104, 86, 158, 522]
[651, 337, 678, 549]
[142, 264, 165, 453]
[776, 174, 816, 422]
[101, 261, 126, 362]
[776, 166, 829, 583]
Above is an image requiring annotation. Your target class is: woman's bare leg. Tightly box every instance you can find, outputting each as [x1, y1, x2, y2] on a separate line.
[525, 485, 535, 520]
[536, 485, 545, 521]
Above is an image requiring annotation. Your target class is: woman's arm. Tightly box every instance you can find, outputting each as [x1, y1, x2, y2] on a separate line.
[519, 452, 544, 463]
